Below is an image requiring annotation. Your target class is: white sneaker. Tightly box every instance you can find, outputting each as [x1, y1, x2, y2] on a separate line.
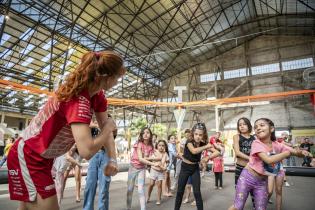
[285, 182, 290, 187]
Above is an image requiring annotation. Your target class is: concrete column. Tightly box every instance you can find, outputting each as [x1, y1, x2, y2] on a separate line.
[215, 106, 219, 132]
[25, 118, 30, 127]
[0, 113, 5, 124]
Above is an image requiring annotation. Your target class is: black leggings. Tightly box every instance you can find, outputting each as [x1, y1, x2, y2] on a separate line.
[174, 162, 203, 210]
[214, 172, 222, 187]
[235, 164, 243, 185]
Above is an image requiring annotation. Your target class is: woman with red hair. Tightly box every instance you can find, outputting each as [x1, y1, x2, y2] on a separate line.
[7, 51, 126, 210]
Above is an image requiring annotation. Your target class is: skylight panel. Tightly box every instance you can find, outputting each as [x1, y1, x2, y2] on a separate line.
[21, 57, 34, 66]
[3, 72, 13, 80]
[107, 89, 120, 96]
[68, 48, 75, 56]
[23, 79, 34, 86]
[6, 62, 14, 68]
[60, 61, 73, 69]
[1, 33, 11, 45]
[20, 28, 35, 41]
[282, 57, 314, 71]
[200, 73, 221, 83]
[24, 101, 34, 107]
[41, 53, 51, 62]
[224, 68, 247, 79]
[251, 63, 280, 75]
[20, 44, 35, 56]
[42, 65, 50, 73]
[7, 91, 17, 98]
[24, 95, 33, 101]
[0, 48, 12, 59]
[147, 78, 162, 86]
[43, 75, 49, 80]
[25, 69, 34, 75]
[66, 61, 72, 67]
[8, 98, 18, 104]
[42, 39, 57, 50]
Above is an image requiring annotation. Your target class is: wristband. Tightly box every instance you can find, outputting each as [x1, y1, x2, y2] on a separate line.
[109, 158, 117, 164]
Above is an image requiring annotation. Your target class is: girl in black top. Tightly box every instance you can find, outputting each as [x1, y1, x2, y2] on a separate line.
[233, 117, 255, 184]
[232, 117, 255, 208]
[174, 123, 220, 210]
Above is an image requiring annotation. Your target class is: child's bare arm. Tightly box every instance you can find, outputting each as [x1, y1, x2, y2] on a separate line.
[145, 151, 162, 161]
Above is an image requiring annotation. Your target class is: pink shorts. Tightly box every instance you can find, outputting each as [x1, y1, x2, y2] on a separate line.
[7, 139, 56, 202]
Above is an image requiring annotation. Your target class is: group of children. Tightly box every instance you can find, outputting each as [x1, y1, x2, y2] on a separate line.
[126, 123, 222, 210]
[4, 50, 312, 210]
[126, 117, 313, 210]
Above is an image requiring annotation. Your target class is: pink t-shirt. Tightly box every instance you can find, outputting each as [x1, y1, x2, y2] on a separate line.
[213, 156, 224, 172]
[21, 90, 107, 159]
[249, 139, 293, 175]
[130, 141, 154, 169]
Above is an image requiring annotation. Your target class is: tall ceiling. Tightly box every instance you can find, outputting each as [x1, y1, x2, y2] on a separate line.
[0, 0, 314, 114]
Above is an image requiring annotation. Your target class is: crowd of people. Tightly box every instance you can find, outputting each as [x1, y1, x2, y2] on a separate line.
[1, 50, 314, 210]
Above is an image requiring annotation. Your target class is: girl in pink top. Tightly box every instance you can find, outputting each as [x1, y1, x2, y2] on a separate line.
[147, 140, 169, 205]
[126, 127, 160, 210]
[228, 118, 312, 210]
[213, 156, 224, 189]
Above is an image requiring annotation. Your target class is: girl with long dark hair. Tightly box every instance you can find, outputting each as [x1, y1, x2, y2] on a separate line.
[233, 117, 255, 206]
[126, 127, 159, 210]
[174, 122, 220, 210]
[228, 118, 312, 210]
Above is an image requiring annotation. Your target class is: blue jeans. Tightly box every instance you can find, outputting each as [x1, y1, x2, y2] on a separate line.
[0, 155, 7, 167]
[83, 150, 111, 210]
[286, 156, 296, 166]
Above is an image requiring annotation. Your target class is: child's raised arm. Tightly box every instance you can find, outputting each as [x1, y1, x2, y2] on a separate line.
[257, 151, 290, 164]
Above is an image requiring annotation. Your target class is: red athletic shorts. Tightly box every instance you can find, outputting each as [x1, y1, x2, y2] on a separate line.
[7, 139, 56, 202]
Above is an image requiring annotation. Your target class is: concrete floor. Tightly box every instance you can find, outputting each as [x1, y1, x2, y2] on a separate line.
[0, 172, 314, 210]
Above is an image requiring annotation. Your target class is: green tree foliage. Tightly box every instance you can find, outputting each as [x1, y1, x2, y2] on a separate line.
[169, 127, 178, 136]
[151, 123, 167, 139]
[129, 117, 147, 136]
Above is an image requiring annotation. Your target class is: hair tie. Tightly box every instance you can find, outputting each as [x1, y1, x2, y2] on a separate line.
[94, 52, 101, 59]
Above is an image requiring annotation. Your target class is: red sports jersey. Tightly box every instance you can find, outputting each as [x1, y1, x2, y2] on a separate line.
[7, 89, 107, 202]
[21, 89, 107, 158]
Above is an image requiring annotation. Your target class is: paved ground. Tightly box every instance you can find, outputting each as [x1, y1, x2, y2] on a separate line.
[0, 171, 314, 210]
